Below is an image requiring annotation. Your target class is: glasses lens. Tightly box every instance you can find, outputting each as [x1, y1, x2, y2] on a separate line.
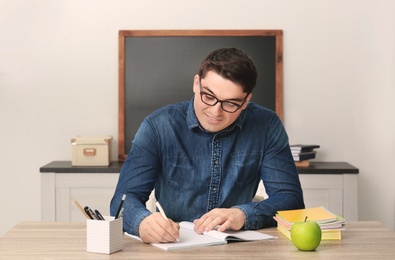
[221, 102, 239, 113]
[201, 93, 216, 105]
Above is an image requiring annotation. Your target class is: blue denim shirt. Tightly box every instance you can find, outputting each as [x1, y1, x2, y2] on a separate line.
[111, 99, 304, 236]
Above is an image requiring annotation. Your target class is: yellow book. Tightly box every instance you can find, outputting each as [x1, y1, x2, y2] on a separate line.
[276, 221, 342, 240]
[276, 206, 338, 225]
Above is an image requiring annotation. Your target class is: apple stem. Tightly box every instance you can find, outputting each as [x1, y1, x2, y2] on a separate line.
[304, 216, 308, 222]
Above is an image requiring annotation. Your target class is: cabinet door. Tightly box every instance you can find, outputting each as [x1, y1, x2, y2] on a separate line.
[55, 174, 119, 221]
[299, 174, 343, 216]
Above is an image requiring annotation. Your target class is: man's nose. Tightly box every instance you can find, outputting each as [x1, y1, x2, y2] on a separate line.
[211, 102, 223, 114]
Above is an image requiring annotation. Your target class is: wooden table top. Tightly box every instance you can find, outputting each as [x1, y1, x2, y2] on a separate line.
[1, 221, 394, 259]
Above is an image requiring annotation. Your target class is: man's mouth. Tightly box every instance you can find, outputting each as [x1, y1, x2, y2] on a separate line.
[205, 113, 222, 123]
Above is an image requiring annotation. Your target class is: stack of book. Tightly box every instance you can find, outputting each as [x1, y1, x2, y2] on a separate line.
[290, 144, 320, 166]
[273, 206, 346, 240]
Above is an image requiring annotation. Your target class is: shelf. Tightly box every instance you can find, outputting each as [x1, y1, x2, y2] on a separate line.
[40, 161, 359, 174]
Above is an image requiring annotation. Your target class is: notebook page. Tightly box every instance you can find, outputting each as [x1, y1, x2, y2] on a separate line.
[151, 226, 226, 250]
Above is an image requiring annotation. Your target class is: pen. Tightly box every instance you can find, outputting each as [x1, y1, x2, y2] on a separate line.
[118, 207, 124, 218]
[84, 206, 98, 220]
[84, 206, 94, 219]
[95, 209, 105, 220]
[115, 194, 126, 219]
[156, 201, 179, 242]
[71, 197, 91, 219]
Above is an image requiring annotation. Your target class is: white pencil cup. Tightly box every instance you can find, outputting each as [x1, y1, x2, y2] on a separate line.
[86, 216, 123, 254]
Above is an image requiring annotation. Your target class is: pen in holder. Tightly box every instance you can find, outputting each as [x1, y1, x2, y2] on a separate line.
[86, 216, 123, 254]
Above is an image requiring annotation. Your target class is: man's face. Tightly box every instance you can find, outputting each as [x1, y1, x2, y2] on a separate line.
[192, 71, 251, 133]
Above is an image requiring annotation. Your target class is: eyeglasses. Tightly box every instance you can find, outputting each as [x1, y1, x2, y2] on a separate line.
[199, 91, 248, 113]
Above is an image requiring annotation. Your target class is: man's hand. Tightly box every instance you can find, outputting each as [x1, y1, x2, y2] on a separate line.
[193, 208, 246, 234]
[138, 212, 180, 243]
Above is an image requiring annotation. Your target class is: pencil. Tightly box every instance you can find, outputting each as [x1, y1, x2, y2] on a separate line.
[71, 197, 91, 219]
[156, 201, 179, 241]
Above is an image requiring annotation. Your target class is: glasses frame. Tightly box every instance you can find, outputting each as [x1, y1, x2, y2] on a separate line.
[199, 90, 249, 113]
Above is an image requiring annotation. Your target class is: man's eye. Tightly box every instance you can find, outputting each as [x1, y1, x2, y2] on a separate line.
[224, 102, 238, 107]
[205, 95, 216, 101]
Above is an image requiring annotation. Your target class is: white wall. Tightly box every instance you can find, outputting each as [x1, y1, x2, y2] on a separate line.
[1, 0, 394, 236]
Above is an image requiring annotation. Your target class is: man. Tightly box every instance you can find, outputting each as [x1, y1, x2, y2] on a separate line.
[111, 47, 304, 243]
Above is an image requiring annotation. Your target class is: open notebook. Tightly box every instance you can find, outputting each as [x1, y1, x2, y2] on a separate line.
[126, 221, 276, 250]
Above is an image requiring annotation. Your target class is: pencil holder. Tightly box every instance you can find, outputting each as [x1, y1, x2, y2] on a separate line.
[86, 216, 123, 254]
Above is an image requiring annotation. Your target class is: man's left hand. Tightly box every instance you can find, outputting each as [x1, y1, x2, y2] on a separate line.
[193, 208, 245, 234]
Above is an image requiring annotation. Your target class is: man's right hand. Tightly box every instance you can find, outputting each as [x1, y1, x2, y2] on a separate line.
[138, 212, 180, 243]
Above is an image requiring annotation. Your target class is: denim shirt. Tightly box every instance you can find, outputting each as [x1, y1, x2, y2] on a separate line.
[111, 99, 304, 236]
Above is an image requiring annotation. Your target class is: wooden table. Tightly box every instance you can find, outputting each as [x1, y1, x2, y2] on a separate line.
[1, 221, 394, 259]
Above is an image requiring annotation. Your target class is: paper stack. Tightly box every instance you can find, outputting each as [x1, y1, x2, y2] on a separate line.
[273, 206, 346, 240]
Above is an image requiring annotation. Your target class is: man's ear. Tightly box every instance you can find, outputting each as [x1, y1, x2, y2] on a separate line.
[241, 93, 252, 110]
[192, 75, 200, 93]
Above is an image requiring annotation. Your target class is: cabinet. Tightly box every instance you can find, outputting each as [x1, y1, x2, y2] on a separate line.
[40, 161, 358, 222]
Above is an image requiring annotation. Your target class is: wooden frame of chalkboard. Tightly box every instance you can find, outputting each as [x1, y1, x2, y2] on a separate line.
[118, 30, 283, 161]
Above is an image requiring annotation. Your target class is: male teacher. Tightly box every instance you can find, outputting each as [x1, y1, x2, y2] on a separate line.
[111, 47, 304, 243]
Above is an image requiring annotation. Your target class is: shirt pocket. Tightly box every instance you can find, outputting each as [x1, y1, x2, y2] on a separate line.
[230, 152, 262, 188]
[164, 154, 198, 191]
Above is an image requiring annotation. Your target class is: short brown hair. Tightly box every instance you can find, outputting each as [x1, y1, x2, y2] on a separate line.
[198, 48, 258, 94]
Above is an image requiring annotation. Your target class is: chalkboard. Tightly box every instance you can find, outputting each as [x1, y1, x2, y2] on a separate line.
[118, 30, 283, 160]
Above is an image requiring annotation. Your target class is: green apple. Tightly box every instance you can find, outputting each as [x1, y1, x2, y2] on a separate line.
[290, 218, 322, 251]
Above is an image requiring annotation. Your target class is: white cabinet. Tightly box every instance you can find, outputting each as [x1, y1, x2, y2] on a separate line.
[41, 161, 358, 222]
[299, 174, 358, 221]
[41, 172, 119, 221]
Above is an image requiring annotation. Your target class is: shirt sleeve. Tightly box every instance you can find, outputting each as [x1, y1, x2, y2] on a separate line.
[110, 118, 160, 235]
[234, 115, 305, 230]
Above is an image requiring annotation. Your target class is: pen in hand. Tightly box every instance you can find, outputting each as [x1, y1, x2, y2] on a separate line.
[156, 201, 179, 242]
